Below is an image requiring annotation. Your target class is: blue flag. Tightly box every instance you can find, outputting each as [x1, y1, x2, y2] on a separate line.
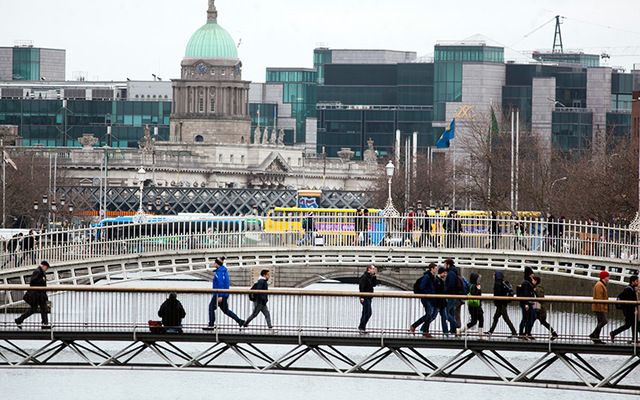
[436, 119, 455, 149]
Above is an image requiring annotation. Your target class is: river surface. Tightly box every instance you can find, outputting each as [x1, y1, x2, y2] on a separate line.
[0, 278, 636, 399]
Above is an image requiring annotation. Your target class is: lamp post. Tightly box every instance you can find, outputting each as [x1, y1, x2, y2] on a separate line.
[548, 176, 567, 212]
[136, 167, 146, 216]
[383, 161, 398, 217]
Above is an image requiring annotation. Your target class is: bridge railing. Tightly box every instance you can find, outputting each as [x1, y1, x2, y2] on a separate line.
[0, 214, 638, 270]
[1, 285, 638, 347]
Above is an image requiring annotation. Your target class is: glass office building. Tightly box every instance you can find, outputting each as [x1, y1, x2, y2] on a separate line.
[0, 46, 66, 81]
[0, 99, 170, 147]
[265, 68, 317, 144]
[317, 63, 434, 158]
[433, 44, 504, 121]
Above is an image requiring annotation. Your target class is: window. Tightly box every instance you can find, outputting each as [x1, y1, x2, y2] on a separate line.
[210, 91, 216, 113]
[230, 154, 234, 163]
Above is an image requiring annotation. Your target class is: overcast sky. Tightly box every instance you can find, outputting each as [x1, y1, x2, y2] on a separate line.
[2, 0, 639, 82]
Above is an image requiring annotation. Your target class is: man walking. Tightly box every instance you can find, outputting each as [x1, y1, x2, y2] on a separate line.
[357, 265, 377, 334]
[443, 258, 461, 334]
[486, 271, 518, 337]
[589, 271, 610, 344]
[15, 260, 50, 329]
[207, 257, 244, 329]
[409, 263, 437, 337]
[243, 269, 274, 330]
[610, 275, 639, 343]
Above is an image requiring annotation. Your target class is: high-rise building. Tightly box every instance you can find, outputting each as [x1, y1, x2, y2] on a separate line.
[0, 44, 65, 81]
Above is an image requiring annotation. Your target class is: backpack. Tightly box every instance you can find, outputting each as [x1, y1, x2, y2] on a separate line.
[248, 282, 258, 302]
[456, 275, 470, 295]
[413, 275, 426, 294]
[516, 284, 525, 297]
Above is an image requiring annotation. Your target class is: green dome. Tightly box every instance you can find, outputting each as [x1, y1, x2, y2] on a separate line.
[185, 21, 238, 59]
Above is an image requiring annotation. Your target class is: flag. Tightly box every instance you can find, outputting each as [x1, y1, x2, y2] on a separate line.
[436, 119, 455, 149]
[3, 151, 17, 170]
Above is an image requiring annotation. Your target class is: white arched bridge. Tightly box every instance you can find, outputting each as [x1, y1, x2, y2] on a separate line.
[0, 214, 638, 294]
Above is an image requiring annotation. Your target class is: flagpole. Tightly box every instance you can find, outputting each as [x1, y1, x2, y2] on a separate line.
[452, 137, 456, 209]
[1, 139, 5, 228]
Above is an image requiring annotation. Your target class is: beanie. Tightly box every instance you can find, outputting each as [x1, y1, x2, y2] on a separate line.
[599, 271, 610, 280]
[438, 266, 446, 274]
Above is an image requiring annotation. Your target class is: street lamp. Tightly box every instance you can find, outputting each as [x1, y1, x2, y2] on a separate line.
[137, 167, 146, 216]
[550, 176, 567, 191]
[383, 161, 398, 217]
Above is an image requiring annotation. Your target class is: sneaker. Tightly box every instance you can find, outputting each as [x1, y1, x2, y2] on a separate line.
[268, 327, 278, 333]
[422, 332, 433, 338]
[592, 338, 605, 345]
[484, 331, 492, 336]
[202, 326, 216, 331]
[14, 319, 22, 330]
[41, 325, 51, 330]
[526, 335, 536, 341]
[409, 325, 416, 333]
[551, 332, 558, 341]
[358, 329, 368, 335]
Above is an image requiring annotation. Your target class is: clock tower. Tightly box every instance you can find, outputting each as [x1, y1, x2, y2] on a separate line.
[170, 0, 251, 145]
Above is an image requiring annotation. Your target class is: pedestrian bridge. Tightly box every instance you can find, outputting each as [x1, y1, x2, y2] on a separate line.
[0, 286, 638, 395]
[0, 215, 638, 295]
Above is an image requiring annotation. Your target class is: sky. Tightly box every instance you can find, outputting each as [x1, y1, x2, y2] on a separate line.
[1, 0, 639, 83]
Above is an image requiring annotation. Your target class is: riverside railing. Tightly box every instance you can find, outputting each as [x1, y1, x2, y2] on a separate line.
[0, 214, 639, 270]
[0, 285, 638, 347]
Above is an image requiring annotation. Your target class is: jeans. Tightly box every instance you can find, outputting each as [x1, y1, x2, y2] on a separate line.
[244, 302, 272, 328]
[208, 295, 243, 327]
[358, 298, 373, 331]
[535, 308, 556, 334]
[445, 299, 459, 333]
[411, 301, 437, 333]
[488, 303, 517, 335]
[519, 304, 536, 335]
[590, 312, 608, 339]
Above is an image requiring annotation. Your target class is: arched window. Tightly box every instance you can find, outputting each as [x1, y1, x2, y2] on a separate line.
[195, 135, 204, 143]
[210, 90, 216, 113]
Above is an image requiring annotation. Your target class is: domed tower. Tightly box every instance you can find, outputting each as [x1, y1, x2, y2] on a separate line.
[170, 0, 250, 144]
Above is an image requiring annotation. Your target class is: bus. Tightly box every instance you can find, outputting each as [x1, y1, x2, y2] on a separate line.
[265, 208, 385, 245]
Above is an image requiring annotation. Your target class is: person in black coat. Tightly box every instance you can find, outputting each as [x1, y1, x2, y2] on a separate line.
[610, 275, 639, 343]
[409, 263, 438, 337]
[158, 292, 187, 333]
[517, 267, 536, 339]
[357, 265, 377, 333]
[243, 269, 273, 329]
[15, 260, 50, 329]
[486, 271, 517, 337]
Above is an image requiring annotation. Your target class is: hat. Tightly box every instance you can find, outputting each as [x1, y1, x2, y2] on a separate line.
[438, 266, 446, 274]
[214, 258, 223, 266]
[40, 260, 50, 268]
[599, 271, 610, 279]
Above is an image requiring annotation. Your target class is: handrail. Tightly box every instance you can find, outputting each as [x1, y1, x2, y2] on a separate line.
[3, 285, 638, 306]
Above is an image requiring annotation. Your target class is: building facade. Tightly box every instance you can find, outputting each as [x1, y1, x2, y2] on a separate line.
[0, 44, 65, 81]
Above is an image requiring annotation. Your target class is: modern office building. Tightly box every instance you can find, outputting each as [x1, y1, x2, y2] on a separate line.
[0, 80, 171, 146]
[633, 90, 640, 143]
[0, 44, 65, 81]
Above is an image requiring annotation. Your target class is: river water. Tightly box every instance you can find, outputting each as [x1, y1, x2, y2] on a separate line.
[0, 278, 637, 399]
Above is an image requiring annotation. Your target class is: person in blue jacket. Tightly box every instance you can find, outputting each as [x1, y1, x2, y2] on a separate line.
[207, 257, 244, 328]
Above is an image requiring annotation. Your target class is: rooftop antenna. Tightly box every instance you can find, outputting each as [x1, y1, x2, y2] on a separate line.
[552, 15, 564, 54]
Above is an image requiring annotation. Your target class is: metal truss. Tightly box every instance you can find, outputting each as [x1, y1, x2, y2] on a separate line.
[1, 335, 638, 395]
[59, 186, 371, 215]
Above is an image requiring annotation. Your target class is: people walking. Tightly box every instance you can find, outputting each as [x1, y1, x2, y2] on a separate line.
[517, 267, 536, 339]
[443, 258, 462, 334]
[206, 257, 244, 329]
[409, 263, 438, 337]
[610, 275, 639, 343]
[531, 275, 558, 340]
[589, 271, 610, 344]
[486, 271, 517, 337]
[158, 292, 186, 333]
[18, 230, 37, 266]
[357, 265, 377, 334]
[243, 269, 274, 329]
[434, 266, 450, 335]
[15, 260, 50, 329]
[462, 272, 484, 337]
